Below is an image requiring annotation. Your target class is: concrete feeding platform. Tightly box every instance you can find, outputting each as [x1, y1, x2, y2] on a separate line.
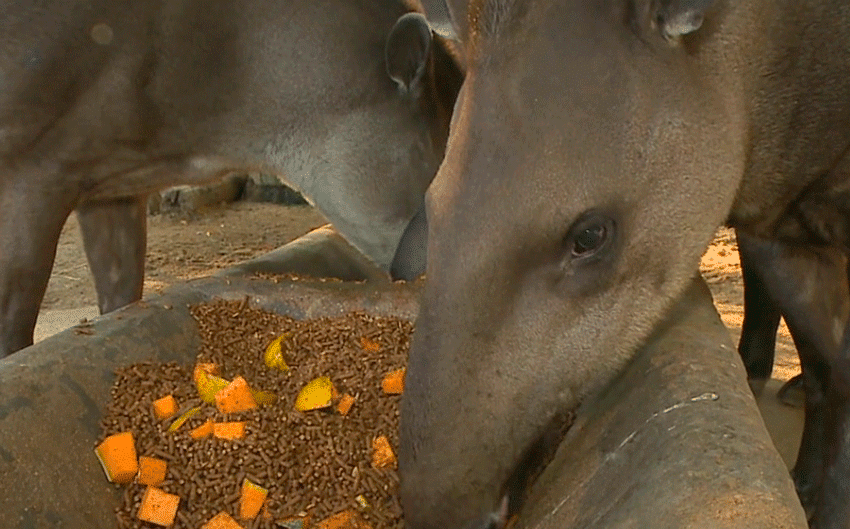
[514, 278, 806, 529]
[0, 264, 805, 527]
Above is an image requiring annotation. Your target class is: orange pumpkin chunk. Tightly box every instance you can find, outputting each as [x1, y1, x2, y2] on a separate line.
[381, 368, 405, 395]
[213, 421, 246, 440]
[239, 478, 269, 520]
[295, 376, 335, 411]
[359, 336, 380, 353]
[94, 431, 138, 484]
[137, 456, 167, 486]
[336, 394, 356, 416]
[215, 375, 258, 414]
[190, 418, 214, 440]
[193, 363, 219, 384]
[137, 486, 180, 527]
[152, 395, 178, 420]
[202, 511, 243, 529]
[316, 509, 372, 529]
[371, 435, 397, 469]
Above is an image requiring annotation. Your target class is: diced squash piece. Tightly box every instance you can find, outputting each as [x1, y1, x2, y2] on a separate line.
[195, 368, 231, 404]
[137, 456, 167, 486]
[251, 389, 278, 406]
[240, 478, 269, 520]
[152, 395, 178, 420]
[295, 376, 335, 411]
[279, 514, 312, 529]
[167, 406, 201, 432]
[215, 376, 258, 414]
[381, 368, 405, 395]
[359, 336, 380, 353]
[193, 363, 219, 384]
[336, 394, 355, 416]
[354, 495, 369, 509]
[94, 431, 138, 483]
[137, 486, 180, 527]
[316, 509, 372, 529]
[371, 435, 396, 469]
[190, 419, 214, 440]
[213, 421, 246, 440]
[264, 332, 291, 371]
[202, 511, 243, 529]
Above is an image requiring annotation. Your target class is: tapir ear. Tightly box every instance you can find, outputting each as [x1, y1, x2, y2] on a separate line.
[444, 0, 469, 42]
[654, 0, 717, 40]
[386, 13, 433, 93]
[420, 0, 461, 41]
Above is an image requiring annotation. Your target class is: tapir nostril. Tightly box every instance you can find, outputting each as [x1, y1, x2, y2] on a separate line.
[501, 410, 575, 522]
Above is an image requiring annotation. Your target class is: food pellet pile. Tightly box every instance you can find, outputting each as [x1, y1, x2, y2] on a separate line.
[99, 298, 413, 528]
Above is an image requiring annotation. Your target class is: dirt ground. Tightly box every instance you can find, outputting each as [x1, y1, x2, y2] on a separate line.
[43, 203, 326, 309]
[42, 202, 801, 382]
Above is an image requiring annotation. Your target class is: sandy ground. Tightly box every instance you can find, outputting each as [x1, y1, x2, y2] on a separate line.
[42, 203, 801, 383]
[43, 203, 326, 310]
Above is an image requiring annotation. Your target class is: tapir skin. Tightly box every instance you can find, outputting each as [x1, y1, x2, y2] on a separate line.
[0, 0, 462, 357]
[400, 1, 850, 528]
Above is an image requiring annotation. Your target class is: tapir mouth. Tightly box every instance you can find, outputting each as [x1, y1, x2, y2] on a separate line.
[497, 409, 576, 527]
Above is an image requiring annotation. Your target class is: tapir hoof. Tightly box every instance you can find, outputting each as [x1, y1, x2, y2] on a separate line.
[777, 374, 805, 408]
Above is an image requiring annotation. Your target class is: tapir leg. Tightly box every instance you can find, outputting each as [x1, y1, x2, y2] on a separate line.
[735, 232, 850, 525]
[737, 234, 782, 381]
[390, 204, 427, 281]
[739, 233, 808, 405]
[76, 197, 147, 314]
[0, 174, 78, 356]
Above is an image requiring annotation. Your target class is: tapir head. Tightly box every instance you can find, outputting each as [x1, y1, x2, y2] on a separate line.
[400, 0, 748, 527]
[270, 5, 463, 279]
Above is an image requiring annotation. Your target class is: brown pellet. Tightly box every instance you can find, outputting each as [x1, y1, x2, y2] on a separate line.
[97, 300, 428, 529]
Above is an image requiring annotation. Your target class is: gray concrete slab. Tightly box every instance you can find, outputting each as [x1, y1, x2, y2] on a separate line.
[514, 278, 807, 529]
[756, 379, 805, 471]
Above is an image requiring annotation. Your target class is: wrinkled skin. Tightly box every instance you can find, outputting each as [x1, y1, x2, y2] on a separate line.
[0, 0, 463, 356]
[400, 1, 850, 528]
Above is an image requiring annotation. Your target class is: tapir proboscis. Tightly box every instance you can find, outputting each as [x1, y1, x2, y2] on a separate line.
[401, 0, 850, 527]
[0, 0, 463, 357]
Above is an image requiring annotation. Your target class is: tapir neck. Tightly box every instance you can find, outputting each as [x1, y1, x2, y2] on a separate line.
[713, 0, 850, 235]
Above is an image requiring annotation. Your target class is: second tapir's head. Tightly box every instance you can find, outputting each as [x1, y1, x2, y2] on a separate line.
[400, 0, 750, 527]
[249, 2, 464, 280]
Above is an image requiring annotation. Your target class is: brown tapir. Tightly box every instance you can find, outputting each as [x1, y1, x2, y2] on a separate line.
[401, 0, 850, 528]
[0, 0, 462, 357]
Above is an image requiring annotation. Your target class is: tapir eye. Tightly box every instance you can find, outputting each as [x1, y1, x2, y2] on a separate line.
[573, 225, 606, 256]
[566, 213, 615, 260]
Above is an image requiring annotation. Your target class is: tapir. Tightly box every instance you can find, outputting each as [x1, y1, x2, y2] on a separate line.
[0, 0, 463, 357]
[401, 1, 850, 528]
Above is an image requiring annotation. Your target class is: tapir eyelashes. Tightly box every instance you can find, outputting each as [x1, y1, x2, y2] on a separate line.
[566, 213, 616, 261]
